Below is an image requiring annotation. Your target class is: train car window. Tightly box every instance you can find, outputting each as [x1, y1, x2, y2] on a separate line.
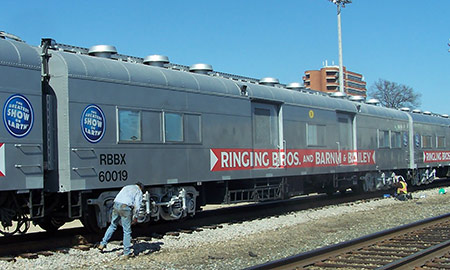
[143, 110, 163, 143]
[307, 124, 326, 146]
[415, 133, 421, 148]
[378, 130, 390, 148]
[391, 131, 402, 148]
[165, 112, 183, 142]
[403, 132, 409, 147]
[254, 108, 271, 147]
[185, 114, 201, 144]
[437, 136, 446, 148]
[421, 135, 433, 148]
[118, 109, 141, 142]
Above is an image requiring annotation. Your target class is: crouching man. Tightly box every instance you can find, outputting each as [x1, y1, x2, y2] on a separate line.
[394, 177, 412, 201]
[97, 182, 144, 258]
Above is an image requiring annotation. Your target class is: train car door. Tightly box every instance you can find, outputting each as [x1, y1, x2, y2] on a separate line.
[251, 102, 283, 159]
[336, 112, 355, 151]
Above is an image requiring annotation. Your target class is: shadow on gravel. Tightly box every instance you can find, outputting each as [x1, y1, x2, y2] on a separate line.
[134, 241, 163, 255]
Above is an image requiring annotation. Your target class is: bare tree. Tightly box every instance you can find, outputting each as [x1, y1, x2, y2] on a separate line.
[368, 79, 421, 109]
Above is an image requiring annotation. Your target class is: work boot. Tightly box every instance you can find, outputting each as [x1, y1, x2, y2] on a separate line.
[121, 253, 135, 259]
[97, 244, 105, 252]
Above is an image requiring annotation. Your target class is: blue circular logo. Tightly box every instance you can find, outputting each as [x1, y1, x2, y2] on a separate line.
[3, 94, 34, 138]
[81, 104, 106, 143]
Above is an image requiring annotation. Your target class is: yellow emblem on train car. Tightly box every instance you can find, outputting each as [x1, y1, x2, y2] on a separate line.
[309, 110, 314, 119]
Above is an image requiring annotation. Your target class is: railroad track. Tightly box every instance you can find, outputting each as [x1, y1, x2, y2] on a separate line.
[0, 191, 378, 259]
[246, 213, 450, 270]
[0, 179, 448, 262]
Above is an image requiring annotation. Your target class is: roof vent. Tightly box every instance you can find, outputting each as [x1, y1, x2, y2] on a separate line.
[441, 114, 449, 118]
[366, 98, 380, 105]
[348, 95, 365, 102]
[412, 109, 422, 114]
[259, 77, 279, 86]
[400, 107, 410, 112]
[330, 92, 347, 98]
[286, 82, 303, 91]
[143, 55, 169, 67]
[88, 45, 117, 58]
[189, 63, 213, 74]
[423, 111, 432, 115]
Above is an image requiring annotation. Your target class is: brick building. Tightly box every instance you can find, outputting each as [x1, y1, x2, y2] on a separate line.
[303, 65, 367, 97]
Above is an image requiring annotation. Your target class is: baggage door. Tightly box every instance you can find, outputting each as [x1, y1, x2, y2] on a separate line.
[336, 112, 355, 151]
[252, 102, 283, 167]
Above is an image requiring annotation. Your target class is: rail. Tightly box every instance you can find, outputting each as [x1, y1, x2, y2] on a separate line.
[246, 212, 450, 270]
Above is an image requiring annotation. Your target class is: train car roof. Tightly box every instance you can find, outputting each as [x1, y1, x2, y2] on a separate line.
[48, 43, 446, 123]
[358, 103, 410, 120]
[0, 38, 40, 69]
[50, 48, 364, 114]
[2, 38, 447, 125]
[409, 112, 450, 126]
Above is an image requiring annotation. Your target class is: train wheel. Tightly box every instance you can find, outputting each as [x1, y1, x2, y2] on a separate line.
[0, 193, 31, 235]
[81, 206, 102, 233]
[351, 181, 364, 194]
[36, 217, 65, 232]
[0, 192, 8, 207]
[0, 222, 18, 236]
[325, 187, 335, 196]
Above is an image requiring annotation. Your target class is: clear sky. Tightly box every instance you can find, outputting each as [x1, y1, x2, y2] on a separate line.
[3, 0, 449, 114]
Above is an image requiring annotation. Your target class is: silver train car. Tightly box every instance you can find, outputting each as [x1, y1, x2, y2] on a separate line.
[0, 32, 449, 234]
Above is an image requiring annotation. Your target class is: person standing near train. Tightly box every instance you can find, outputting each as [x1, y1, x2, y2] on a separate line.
[97, 182, 144, 258]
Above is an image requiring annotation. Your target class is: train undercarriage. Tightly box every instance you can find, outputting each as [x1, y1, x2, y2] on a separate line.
[78, 165, 450, 232]
[0, 166, 448, 235]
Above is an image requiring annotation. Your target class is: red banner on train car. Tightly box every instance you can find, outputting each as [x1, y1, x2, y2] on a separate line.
[423, 151, 450, 163]
[210, 148, 376, 171]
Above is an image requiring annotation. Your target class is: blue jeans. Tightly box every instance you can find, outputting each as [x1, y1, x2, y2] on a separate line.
[100, 202, 133, 255]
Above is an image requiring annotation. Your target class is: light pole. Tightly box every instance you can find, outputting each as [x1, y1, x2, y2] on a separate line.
[329, 0, 351, 94]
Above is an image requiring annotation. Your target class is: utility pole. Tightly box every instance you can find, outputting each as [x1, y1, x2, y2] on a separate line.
[329, 0, 351, 94]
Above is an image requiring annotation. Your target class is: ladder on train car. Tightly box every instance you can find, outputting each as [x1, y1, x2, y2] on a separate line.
[29, 190, 44, 218]
[223, 178, 285, 204]
[68, 191, 82, 218]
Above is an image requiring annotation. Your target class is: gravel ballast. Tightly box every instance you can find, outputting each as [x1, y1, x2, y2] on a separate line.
[1, 185, 449, 270]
